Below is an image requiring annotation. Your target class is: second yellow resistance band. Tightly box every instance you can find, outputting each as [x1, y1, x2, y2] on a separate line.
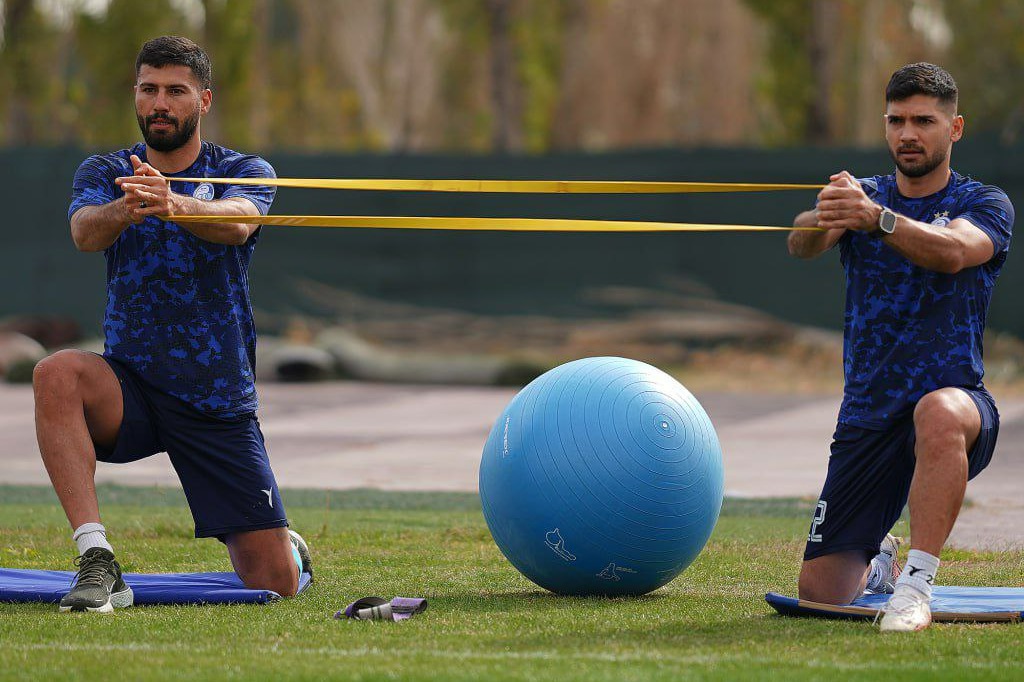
[168, 214, 819, 233]
[175, 177, 822, 194]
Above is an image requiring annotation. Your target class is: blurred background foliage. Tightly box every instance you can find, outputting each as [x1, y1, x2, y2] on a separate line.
[2, 0, 1023, 153]
[2, 0, 1024, 389]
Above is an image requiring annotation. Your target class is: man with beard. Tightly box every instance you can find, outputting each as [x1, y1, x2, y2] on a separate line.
[787, 63, 1013, 631]
[41, 35, 311, 613]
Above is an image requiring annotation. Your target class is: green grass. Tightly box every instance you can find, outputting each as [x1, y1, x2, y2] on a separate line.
[1, 486, 1023, 681]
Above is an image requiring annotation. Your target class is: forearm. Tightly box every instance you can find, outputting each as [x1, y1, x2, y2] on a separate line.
[168, 196, 260, 245]
[881, 216, 974, 273]
[787, 210, 841, 259]
[70, 200, 132, 252]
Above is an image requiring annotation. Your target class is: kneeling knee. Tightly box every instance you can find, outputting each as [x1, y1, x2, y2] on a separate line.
[798, 579, 852, 605]
[241, 571, 298, 598]
[798, 554, 866, 605]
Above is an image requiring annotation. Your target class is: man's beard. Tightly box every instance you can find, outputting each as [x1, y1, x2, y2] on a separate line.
[137, 110, 200, 152]
[889, 144, 947, 178]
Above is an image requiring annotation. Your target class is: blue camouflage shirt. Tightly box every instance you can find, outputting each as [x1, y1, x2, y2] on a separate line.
[69, 141, 276, 418]
[837, 171, 1013, 428]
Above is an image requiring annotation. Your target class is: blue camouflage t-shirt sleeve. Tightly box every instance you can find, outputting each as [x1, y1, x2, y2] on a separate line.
[959, 185, 1014, 256]
[68, 154, 128, 221]
[220, 155, 276, 215]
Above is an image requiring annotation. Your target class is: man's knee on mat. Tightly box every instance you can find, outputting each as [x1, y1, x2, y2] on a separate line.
[225, 527, 299, 597]
[799, 551, 870, 605]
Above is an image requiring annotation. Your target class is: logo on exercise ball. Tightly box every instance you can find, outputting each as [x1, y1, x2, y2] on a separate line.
[502, 417, 511, 457]
[544, 528, 576, 561]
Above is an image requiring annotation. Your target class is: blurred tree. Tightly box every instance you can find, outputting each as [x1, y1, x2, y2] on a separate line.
[941, 0, 1024, 143]
[442, 0, 561, 153]
[485, 0, 521, 151]
[552, 0, 763, 150]
[1, 0, 62, 145]
[439, 0, 502, 151]
[202, 0, 262, 148]
[513, 0, 564, 152]
[247, 0, 272, 149]
[743, 0, 823, 145]
[744, 0, 953, 146]
[315, 0, 450, 152]
[0, 0, 1019, 151]
[807, 0, 837, 141]
[72, 0, 190, 149]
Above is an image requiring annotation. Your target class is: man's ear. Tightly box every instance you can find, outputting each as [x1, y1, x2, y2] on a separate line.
[200, 89, 212, 115]
[951, 114, 964, 142]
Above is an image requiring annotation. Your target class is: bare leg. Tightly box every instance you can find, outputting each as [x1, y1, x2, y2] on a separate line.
[908, 388, 981, 556]
[33, 350, 124, 529]
[799, 551, 871, 604]
[798, 389, 979, 608]
[225, 527, 299, 597]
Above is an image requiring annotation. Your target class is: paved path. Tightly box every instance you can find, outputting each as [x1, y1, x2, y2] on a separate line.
[4, 383, 1023, 549]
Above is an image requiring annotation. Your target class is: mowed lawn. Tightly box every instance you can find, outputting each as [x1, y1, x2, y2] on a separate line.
[1, 486, 1023, 682]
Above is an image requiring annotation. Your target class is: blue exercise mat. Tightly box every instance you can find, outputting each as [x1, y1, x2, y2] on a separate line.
[0, 568, 312, 605]
[766, 586, 1024, 623]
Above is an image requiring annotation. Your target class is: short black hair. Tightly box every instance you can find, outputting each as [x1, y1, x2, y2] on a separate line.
[885, 62, 957, 108]
[135, 36, 212, 90]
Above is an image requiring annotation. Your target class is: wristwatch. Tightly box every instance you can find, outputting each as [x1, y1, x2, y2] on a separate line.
[876, 207, 897, 236]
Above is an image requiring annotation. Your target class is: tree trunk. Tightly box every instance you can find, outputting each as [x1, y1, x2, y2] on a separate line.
[487, 0, 521, 152]
[249, 0, 271, 149]
[807, 0, 836, 143]
[3, 0, 36, 145]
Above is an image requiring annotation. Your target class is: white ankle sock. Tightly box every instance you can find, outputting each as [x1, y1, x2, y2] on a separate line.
[73, 522, 113, 555]
[896, 549, 939, 598]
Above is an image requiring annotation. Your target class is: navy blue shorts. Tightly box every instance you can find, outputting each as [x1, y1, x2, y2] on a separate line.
[95, 356, 289, 539]
[803, 387, 999, 561]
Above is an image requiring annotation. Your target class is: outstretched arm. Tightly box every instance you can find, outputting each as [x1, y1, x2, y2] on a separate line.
[116, 155, 262, 246]
[866, 215, 993, 274]
[787, 209, 845, 259]
[817, 171, 994, 273]
[70, 198, 134, 252]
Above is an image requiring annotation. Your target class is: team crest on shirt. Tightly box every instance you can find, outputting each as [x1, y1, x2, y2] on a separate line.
[192, 182, 215, 201]
[931, 210, 951, 227]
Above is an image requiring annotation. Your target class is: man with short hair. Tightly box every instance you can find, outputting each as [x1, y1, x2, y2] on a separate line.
[41, 35, 310, 613]
[788, 62, 1013, 632]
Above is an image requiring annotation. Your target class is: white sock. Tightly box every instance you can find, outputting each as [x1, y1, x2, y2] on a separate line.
[896, 549, 939, 598]
[73, 522, 113, 556]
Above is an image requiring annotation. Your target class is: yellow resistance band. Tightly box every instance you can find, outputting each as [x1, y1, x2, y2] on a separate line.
[174, 177, 822, 194]
[168, 214, 820, 233]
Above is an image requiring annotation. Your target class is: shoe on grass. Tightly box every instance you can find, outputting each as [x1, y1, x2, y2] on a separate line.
[59, 547, 133, 613]
[879, 584, 932, 632]
[289, 530, 314, 581]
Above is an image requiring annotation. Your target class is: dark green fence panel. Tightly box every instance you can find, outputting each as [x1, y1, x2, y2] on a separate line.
[3, 142, 1020, 337]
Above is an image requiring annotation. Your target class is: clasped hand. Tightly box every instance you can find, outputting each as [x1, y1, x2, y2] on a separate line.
[114, 154, 180, 224]
[815, 170, 882, 232]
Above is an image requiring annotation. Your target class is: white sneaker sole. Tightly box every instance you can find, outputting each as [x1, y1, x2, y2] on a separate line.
[879, 611, 931, 632]
[880, 620, 931, 632]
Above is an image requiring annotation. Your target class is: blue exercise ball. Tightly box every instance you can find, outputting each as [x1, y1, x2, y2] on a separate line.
[479, 356, 724, 596]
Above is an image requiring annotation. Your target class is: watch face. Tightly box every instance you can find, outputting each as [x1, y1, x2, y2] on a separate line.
[880, 210, 897, 233]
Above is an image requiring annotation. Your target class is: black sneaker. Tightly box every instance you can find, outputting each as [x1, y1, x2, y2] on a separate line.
[59, 547, 134, 613]
[289, 530, 314, 581]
